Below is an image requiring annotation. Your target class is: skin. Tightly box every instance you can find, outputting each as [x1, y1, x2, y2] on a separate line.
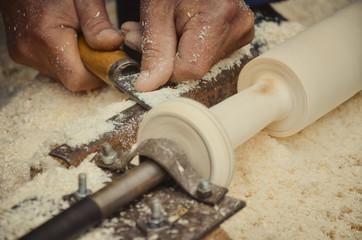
[0, 0, 122, 91]
[0, 0, 254, 92]
[122, 0, 255, 92]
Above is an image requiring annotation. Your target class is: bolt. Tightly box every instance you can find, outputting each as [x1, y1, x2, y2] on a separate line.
[196, 179, 213, 199]
[101, 142, 118, 165]
[74, 172, 90, 201]
[147, 199, 166, 228]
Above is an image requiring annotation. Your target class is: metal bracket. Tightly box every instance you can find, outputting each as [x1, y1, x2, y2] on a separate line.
[126, 138, 228, 205]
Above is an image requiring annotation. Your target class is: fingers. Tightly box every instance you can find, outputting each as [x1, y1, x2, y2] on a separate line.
[120, 21, 142, 52]
[74, 0, 122, 50]
[134, 0, 254, 92]
[172, 19, 217, 82]
[0, 0, 105, 91]
[172, 0, 254, 82]
[47, 27, 105, 91]
[134, 0, 177, 92]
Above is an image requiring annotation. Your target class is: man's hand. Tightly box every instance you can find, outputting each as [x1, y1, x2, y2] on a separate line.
[121, 0, 254, 92]
[0, 0, 121, 91]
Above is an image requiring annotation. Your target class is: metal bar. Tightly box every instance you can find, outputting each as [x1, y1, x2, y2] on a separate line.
[19, 198, 102, 240]
[20, 160, 167, 240]
[91, 160, 167, 217]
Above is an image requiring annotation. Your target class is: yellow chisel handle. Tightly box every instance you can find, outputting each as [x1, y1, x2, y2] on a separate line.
[78, 35, 139, 86]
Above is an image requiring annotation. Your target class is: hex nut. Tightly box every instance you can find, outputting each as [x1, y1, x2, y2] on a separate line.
[147, 199, 167, 228]
[196, 179, 213, 199]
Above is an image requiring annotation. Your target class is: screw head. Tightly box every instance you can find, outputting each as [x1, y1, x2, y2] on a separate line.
[196, 179, 213, 199]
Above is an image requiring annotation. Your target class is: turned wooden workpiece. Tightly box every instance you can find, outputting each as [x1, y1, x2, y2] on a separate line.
[49, 52, 256, 167]
[137, 1, 362, 187]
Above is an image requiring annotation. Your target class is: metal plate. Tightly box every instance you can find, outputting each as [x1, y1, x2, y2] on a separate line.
[91, 185, 245, 240]
[127, 139, 228, 205]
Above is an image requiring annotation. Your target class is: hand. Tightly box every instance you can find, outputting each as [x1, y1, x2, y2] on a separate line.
[0, 0, 122, 91]
[121, 0, 254, 92]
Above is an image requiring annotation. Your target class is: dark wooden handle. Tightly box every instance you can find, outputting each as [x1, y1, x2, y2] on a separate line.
[78, 35, 130, 86]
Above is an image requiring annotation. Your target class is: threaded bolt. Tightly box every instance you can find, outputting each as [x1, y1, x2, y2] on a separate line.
[147, 199, 166, 228]
[74, 172, 90, 200]
[151, 199, 162, 219]
[101, 142, 118, 165]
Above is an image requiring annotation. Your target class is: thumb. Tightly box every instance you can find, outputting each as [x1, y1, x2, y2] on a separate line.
[74, 0, 122, 50]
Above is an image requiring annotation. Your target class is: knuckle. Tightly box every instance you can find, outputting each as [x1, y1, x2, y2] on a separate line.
[215, 0, 241, 21]
[188, 63, 209, 79]
[174, 61, 209, 82]
[245, 25, 255, 43]
[244, 9, 255, 28]
[189, 66, 209, 80]
[60, 69, 102, 92]
[83, 16, 108, 33]
[237, 9, 255, 44]
[61, 77, 86, 92]
[216, 0, 255, 27]
[243, 14, 255, 40]
[141, 46, 164, 62]
[57, 68, 86, 92]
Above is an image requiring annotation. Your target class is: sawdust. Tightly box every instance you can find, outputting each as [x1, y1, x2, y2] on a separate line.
[223, 91, 362, 240]
[0, 75, 131, 199]
[63, 100, 135, 147]
[134, 80, 200, 108]
[0, 0, 361, 239]
[0, 156, 112, 239]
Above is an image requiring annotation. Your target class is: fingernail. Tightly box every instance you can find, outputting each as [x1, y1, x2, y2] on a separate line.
[97, 28, 119, 40]
[96, 29, 122, 49]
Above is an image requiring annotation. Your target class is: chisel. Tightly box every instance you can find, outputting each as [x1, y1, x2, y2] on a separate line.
[78, 36, 151, 110]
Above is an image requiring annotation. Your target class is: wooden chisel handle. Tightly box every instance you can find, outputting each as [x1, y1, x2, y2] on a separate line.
[78, 35, 140, 86]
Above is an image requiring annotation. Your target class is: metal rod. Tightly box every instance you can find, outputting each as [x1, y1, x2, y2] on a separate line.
[90, 160, 167, 217]
[20, 160, 167, 240]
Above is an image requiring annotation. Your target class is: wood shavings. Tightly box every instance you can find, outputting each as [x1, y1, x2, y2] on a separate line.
[0, 156, 111, 239]
[133, 80, 200, 108]
[62, 100, 135, 147]
[0, 1, 360, 239]
[222, 92, 362, 240]
[0, 75, 129, 199]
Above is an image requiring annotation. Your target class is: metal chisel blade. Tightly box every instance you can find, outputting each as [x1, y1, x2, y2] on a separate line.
[113, 73, 152, 110]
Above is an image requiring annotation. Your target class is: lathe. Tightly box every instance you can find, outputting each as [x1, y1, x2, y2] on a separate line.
[20, 2, 361, 239]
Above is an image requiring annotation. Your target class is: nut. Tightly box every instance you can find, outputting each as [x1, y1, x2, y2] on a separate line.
[147, 199, 167, 228]
[196, 179, 213, 199]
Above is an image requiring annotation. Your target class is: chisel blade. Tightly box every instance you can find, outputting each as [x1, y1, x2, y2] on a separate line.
[112, 73, 152, 110]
